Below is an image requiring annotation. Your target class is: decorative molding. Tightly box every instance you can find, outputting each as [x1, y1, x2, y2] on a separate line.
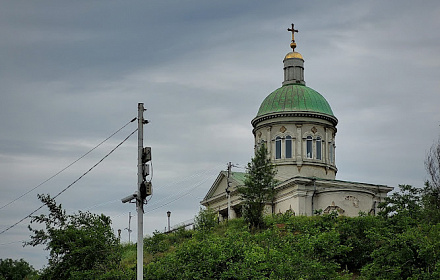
[345, 195, 360, 208]
[252, 112, 338, 127]
[324, 202, 345, 214]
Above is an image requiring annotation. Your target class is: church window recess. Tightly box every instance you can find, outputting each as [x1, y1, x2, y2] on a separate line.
[306, 136, 313, 158]
[329, 142, 334, 163]
[275, 136, 282, 159]
[316, 137, 322, 160]
[285, 135, 292, 158]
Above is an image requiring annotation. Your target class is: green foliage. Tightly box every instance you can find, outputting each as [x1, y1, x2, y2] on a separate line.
[360, 223, 440, 279]
[145, 215, 356, 279]
[424, 137, 440, 223]
[194, 207, 217, 232]
[0, 258, 38, 280]
[378, 184, 423, 221]
[140, 192, 440, 279]
[26, 194, 131, 280]
[237, 144, 277, 229]
[422, 181, 440, 224]
[144, 228, 193, 256]
[144, 231, 173, 255]
[364, 184, 440, 279]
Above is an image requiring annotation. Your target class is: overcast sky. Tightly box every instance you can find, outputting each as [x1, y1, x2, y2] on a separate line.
[1, 0, 439, 269]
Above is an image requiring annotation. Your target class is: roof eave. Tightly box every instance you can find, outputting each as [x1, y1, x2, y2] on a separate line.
[251, 111, 338, 128]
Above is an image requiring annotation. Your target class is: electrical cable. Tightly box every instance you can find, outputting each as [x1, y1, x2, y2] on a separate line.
[145, 167, 212, 204]
[0, 240, 25, 246]
[0, 117, 137, 211]
[0, 128, 138, 236]
[81, 199, 120, 212]
[145, 172, 214, 213]
[145, 167, 220, 208]
[80, 167, 221, 221]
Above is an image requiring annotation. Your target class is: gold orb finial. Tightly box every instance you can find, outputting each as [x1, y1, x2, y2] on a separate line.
[287, 23, 299, 52]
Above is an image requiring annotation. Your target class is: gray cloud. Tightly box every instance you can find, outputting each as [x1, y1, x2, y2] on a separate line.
[1, 0, 439, 269]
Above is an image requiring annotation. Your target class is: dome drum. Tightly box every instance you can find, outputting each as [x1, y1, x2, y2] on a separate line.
[253, 121, 337, 180]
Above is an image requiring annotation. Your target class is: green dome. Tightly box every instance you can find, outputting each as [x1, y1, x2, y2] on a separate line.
[257, 84, 335, 117]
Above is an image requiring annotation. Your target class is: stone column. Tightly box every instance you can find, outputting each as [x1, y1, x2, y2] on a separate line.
[325, 128, 329, 164]
[266, 126, 272, 157]
[296, 125, 302, 165]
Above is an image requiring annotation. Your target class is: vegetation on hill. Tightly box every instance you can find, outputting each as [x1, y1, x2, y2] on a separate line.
[139, 199, 440, 279]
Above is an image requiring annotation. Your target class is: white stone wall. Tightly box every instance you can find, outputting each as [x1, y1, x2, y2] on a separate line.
[253, 116, 337, 180]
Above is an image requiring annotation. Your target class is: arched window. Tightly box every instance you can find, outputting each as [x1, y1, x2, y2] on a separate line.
[316, 136, 322, 160]
[275, 136, 282, 159]
[306, 136, 313, 158]
[285, 135, 292, 158]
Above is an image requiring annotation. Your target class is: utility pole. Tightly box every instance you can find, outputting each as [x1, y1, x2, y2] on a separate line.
[121, 103, 152, 280]
[226, 162, 238, 220]
[136, 102, 151, 280]
[136, 103, 144, 280]
[124, 212, 133, 243]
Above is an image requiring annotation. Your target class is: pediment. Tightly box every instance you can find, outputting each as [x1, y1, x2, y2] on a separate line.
[201, 171, 246, 204]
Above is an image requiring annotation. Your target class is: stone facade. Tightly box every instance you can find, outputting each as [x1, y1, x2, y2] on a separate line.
[202, 173, 392, 221]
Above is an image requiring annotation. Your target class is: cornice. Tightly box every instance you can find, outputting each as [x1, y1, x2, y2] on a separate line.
[252, 112, 338, 128]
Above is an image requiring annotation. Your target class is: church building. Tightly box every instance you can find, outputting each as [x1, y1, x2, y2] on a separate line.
[201, 25, 393, 219]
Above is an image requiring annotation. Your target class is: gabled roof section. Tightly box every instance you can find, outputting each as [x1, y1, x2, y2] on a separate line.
[230, 171, 246, 185]
[201, 171, 246, 203]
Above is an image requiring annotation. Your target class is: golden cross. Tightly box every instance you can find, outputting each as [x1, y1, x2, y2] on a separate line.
[287, 23, 299, 51]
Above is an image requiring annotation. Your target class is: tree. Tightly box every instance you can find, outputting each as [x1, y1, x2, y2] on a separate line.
[0, 258, 37, 280]
[26, 194, 124, 280]
[424, 137, 440, 223]
[426, 137, 440, 192]
[194, 207, 217, 232]
[378, 184, 423, 221]
[237, 143, 277, 229]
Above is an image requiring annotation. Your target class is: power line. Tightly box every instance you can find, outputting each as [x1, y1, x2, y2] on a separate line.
[0, 117, 137, 211]
[61, 166, 221, 222]
[145, 172, 215, 214]
[81, 199, 120, 212]
[0, 128, 138, 236]
[145, 167, 220, 208]
[0, 240, 25, 246]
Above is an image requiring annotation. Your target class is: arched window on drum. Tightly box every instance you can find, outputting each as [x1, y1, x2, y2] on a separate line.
[306, 136, 313, 159]
[316, 136, 322, 160]
[285, 135, 292, 158]
[275, 136, 282, 159]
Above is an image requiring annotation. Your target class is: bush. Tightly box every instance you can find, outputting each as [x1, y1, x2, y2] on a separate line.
[194, 207, 218, 232]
